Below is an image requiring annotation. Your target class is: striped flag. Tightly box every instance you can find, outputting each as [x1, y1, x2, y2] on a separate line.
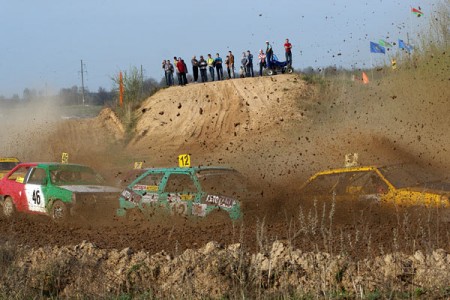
[379, 39, 392, 48]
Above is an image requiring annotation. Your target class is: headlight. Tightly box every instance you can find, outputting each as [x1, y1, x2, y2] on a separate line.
[441, 195, 449, 206]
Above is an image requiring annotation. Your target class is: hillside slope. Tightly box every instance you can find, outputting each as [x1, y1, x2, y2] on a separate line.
[128, 75, 313, 149]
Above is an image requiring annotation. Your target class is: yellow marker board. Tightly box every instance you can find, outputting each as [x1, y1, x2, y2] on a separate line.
[178, 154, 191, 168]
[134, 162, 143, 169]
[61, 153, 69, 164]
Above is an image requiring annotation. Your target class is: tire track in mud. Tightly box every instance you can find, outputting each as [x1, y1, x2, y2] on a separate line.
[0, 199, 448, 260]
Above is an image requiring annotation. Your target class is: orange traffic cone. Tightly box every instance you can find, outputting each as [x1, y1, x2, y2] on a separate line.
[362, 72, 369, 84]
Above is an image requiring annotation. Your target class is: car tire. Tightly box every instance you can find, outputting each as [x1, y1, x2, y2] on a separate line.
[2, 197, 16, 218]
[51, 200, 68, 221]
[266, 69, 274, 76]
[287, 67, 294, 74]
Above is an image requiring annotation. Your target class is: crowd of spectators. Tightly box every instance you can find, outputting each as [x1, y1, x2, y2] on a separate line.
[162, 38, 292, 86]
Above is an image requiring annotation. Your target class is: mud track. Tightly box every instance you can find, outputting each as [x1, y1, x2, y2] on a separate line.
[1, 198, 448, 260]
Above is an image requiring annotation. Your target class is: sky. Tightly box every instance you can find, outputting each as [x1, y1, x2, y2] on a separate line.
[0, 0, 439, 98]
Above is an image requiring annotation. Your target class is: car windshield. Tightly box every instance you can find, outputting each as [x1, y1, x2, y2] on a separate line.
[196, 169, 247, 196]
[50, 165, 105, 186]
[378, 165, 443, 189]
[0, 162, 18, 171]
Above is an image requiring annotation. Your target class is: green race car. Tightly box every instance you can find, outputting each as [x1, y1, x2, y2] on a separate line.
[117, 167, 244, 220]
[0, 162, 120, 220]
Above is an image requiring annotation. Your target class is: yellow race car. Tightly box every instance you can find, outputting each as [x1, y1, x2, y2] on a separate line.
[0, 157, 20, 179]
[300, 165, 449, 207]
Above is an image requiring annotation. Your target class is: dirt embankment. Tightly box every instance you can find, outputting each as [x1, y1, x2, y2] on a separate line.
[1, 240, 448, 298]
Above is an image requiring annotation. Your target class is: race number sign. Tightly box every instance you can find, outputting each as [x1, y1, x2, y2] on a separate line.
[134, 162, 143, 169]
[61, 152, 69, 164]
[178, 154, 191, 168]
[25, 184, 46, 213]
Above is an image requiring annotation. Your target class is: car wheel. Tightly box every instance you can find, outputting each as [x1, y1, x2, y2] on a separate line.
[2, 197, 16, 218]
[51, 200, 68, 221]
[266, 69, 274, 76]
[287, 67, 294, 74]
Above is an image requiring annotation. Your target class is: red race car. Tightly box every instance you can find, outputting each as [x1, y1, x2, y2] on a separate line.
[0, 162, 120, 220]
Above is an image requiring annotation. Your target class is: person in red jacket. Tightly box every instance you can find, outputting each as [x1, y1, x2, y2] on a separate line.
[176, 58, 187, 86]
[284, 38, 293, 67]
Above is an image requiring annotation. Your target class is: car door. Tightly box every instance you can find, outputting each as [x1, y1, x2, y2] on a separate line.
[3, 166, 31, 212]
[160, 172, 200, 215]
[128, 171, 164, 206]
[24, 167, 48, 213]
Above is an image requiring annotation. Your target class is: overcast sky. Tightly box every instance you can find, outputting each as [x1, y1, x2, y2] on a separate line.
[0, 0, 438, 97]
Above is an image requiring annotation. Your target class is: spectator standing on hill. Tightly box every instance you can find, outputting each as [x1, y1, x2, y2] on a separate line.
[173, 57, 179, 85]
[176, 58, 187, 86]
[207, 54, 215, 81]
[164, 60, 174, 86]
[215, 53, 223, 80]
[241, 52, 248, 77]
[191, 56, 199, 82]
[228, 51, 235, 78]
[265, 41, 273, 68]
[198, 55, 208, 82]
[168, 60, 175, 85]
[225, 55, 231, 79]
[246, 50, 254, 77]
[284, 38, 292, 66]
[162, 60, 168, 85]
[258, 50, 266, 76]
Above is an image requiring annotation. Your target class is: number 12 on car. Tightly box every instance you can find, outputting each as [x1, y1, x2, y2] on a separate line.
[178, 154, 191, 168]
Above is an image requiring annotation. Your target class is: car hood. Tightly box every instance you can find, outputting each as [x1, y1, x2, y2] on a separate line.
[60, 185, 121, 193]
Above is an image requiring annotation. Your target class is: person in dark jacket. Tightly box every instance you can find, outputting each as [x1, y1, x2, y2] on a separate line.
[246, 50, 254, 77]
[198, 55, 208, 82]
[191, 56, 199, 82]
[214, 53, 223, 80]
[265, 41, 273, 68]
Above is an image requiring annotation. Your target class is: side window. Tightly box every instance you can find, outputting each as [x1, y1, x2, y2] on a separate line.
[164, 174, 197, 193]
[133, 173, 163, 191]
[302, 173, 341, 195]
[348, 171, 389, 194]
[27, 168, 47, 185]
[8, 166, 30, 183]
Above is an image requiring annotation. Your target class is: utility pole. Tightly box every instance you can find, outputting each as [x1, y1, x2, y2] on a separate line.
[140, 64, 144, 100]
[80, 59, 87, 105]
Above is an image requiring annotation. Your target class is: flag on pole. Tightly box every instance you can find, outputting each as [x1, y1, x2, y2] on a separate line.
[370, 42, 385, 54]
[411, 7, 423, 17]
[379, 39, 392, 48]
[362, 72, 369, 84]
[398, 39, 413, 53]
